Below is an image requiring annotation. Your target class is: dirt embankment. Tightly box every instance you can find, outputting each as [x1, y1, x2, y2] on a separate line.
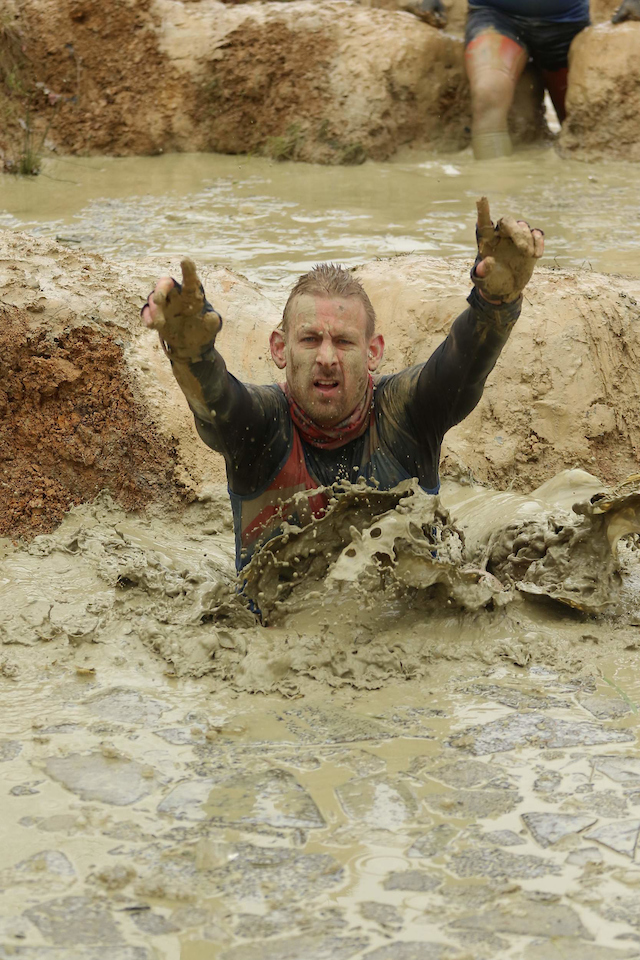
[194, 2, 473, 163]
[0, 305, 177, 538]
[1, 0, 636, 169]
[559, 20, 640, 163]
[2, 229, 640, 540]
[1, 0, 552, 170]
[0, 0, 207, 171]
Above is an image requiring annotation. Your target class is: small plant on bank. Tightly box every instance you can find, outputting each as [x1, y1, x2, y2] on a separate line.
[15, 113, 42, 175]
[340, 141, 367, 165]
[316, 119, 368, 166]
[0, 19, 49, 176]
[264, 123, 304, 162]
[3, 110, 50, 176]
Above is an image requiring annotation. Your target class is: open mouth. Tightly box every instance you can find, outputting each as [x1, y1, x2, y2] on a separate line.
[313, 379, 340, 396]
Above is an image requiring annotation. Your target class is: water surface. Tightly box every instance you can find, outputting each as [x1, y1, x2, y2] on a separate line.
[0, 146, 636, 290]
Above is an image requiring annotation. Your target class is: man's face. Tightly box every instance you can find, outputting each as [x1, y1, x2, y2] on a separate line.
[270, 294, 384, 427]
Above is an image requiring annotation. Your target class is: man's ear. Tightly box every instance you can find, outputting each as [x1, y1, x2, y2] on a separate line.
[270, 328, 287, 370]
[367, 333, 385, 372]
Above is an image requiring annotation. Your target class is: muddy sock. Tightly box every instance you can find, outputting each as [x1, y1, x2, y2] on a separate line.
[472, 131, 513, 160]
[542, 67, 568, 123]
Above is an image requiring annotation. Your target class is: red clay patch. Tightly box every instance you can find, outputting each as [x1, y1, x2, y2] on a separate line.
[0, 305, 177, 538]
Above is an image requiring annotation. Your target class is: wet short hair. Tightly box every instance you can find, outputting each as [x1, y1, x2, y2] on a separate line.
[282, 263, 376, 338]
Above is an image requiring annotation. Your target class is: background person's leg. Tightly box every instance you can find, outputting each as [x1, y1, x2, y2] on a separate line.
[465, 30, 528, 159]
[528, 19, 590, 126]
[541, 66, 568, 122]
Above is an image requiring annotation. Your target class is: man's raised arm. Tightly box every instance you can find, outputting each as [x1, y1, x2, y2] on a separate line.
[411, 198, 544, 437]
[141, 259, 286, 491]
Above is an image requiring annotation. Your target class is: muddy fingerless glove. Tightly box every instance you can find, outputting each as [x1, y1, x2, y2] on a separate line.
[612, 0, 640, 22]
[400, 0, 447, 28]
[471, 197, 542, 304]
[153, 258, 223, 362]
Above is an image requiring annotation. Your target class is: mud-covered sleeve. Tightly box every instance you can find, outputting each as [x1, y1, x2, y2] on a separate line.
[167, 343, 289, 496]
[407, 287, 522, 440]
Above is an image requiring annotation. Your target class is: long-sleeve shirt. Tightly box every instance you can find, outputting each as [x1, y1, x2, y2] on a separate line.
[168, 288, 521, 570]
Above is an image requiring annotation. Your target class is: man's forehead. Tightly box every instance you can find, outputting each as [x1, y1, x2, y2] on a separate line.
[289, 293, 367, 329]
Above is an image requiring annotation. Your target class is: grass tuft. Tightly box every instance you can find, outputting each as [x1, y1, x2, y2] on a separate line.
[264, 123, 304, 162]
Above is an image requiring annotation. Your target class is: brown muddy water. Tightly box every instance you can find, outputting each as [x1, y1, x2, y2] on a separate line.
[0, 146, 638, 287]
[2, 148, 640, 960]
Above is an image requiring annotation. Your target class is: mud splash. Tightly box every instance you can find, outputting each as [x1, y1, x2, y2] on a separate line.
[243, 480, 504, 622]
[246, 471, 640, 625]
[3, 471, 640, 697]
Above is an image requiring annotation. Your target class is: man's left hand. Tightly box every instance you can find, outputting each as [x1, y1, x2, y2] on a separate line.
[401, 0, 447, 28]
[472, 197, 544, 304]
[612, 0, 640, 23]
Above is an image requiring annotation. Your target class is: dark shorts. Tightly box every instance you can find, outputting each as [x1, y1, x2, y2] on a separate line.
[465, 6, 590, 72]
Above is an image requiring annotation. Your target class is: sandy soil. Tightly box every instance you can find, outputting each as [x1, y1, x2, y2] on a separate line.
[356, 257, 640, 491]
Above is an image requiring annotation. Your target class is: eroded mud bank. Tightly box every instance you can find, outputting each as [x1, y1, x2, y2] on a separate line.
[0, 302, 178, 537]
[5, 0, 637, 169]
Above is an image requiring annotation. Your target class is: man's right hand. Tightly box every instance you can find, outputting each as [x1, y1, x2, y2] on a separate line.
[612, 0, 640, 22]
[401, 0, 447, 28]
[141, 257, 222, 361]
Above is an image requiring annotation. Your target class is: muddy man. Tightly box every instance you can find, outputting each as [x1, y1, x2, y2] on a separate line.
[141, 199, 543, 573]
[407, 0, 640, 160]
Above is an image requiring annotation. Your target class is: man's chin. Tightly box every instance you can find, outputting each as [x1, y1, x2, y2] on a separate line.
[306, 397, 348, 428]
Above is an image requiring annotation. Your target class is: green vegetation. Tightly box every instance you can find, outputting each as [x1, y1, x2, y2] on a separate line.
[14, 111, 43, 175]
[263, 122, 366, 166]
[263, 123, 304, 162]
[340, 141, 367, 165]
[0, 18, 45, 176]
[5, 64, 24, 95]
[316, 119, 367, 166]
[201, 75, 221, 108]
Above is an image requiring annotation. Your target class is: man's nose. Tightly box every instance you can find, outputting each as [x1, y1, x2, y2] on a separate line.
[315, 337, 337, 367]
